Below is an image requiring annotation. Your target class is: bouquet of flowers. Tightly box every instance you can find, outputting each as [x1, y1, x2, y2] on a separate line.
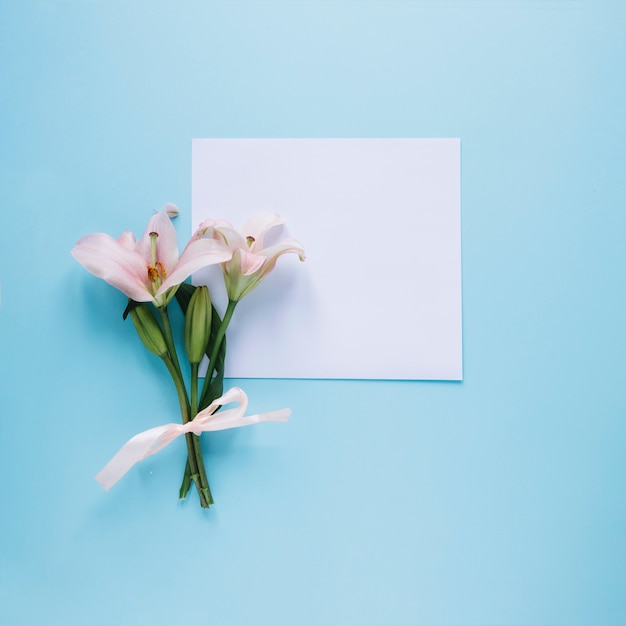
[72, 206, 305, 508]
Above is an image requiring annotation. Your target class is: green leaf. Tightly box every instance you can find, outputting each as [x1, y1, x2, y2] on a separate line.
[198, 305, 227, 412]
[208, 305, 222, 346]
[122, 298, 140, 320]
[200, 339, 226, 412]
[174, 282, 197, 314]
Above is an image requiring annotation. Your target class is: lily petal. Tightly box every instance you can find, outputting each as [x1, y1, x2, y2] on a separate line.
[71, 233, 153, 302]
[194, 217, 233, 239]
[135, 210, 179, 274]
[237, 248, 266, 276]
[157, 237, 232, 295]
[212, 225, 248, 251]
[164, 203, 179, 218]
[117, 230, 136, 250]
[261, 238, 306, 263]
[241, 211, 285, 250]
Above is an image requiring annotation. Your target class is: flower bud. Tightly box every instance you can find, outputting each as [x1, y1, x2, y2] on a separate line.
[184, 286, 212, 364]
[129, 304, 168, 358]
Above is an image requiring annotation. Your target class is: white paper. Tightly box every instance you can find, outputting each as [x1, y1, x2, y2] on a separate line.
[192, 138, 462, 380]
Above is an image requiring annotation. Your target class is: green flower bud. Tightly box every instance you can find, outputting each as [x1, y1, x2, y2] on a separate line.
[129, 304, 168, 358]
[184, 286, 212, 364]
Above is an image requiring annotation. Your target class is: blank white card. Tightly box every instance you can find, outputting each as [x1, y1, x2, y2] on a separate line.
[192, 138, 462, 380]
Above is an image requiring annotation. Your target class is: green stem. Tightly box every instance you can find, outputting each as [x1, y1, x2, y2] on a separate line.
[199, 299, 237, 407]
[191, 362, 199, 416]
[179, 458, 193, 500]
[159, 307, 183, 376]
[190, 362, 213, 506]
[162, 356, 210, 508]
[180, 299, 238, 500]
[158, 306, 212, 508]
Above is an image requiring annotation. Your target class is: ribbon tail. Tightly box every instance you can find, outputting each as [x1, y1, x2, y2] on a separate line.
[95, 424, 181, 491]
[199, 408, 292, 432]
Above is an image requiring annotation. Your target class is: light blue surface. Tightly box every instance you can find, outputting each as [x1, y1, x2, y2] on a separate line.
[1, 1, 625, 625]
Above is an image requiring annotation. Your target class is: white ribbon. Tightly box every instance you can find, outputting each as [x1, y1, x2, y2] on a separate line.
[95, 387, 291, 491]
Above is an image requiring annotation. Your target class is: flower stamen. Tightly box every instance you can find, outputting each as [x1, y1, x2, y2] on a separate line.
[147, 265, 159, 283]
[149, 232, 159, 266]
[146, 232, 166, 290]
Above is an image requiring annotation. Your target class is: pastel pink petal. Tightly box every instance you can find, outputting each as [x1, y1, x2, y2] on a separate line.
[238, 248, 266, 276]
[135, 210, 179, 271]
[117, 230, 136, 250]
[261, 238, 306, 263]
[213, 225, 249, 251]
[194, 217, 233, 239]
[242, 211, 284, 249]
[71, 233, 153, 302]
[157, 237, 232, 294]
[249, 240, 306, 285]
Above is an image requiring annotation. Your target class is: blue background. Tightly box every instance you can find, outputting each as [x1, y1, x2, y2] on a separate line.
[1, 1, 625, 625]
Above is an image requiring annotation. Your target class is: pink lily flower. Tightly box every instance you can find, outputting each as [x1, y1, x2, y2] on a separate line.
[194, 211, 305, 302]
[72, 207, 232, 307]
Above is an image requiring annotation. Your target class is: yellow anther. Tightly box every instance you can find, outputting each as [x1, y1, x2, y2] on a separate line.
[147, 265, 159, 282]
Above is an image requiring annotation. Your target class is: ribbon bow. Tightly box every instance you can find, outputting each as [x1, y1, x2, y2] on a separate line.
[95, 387, 291, 491]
